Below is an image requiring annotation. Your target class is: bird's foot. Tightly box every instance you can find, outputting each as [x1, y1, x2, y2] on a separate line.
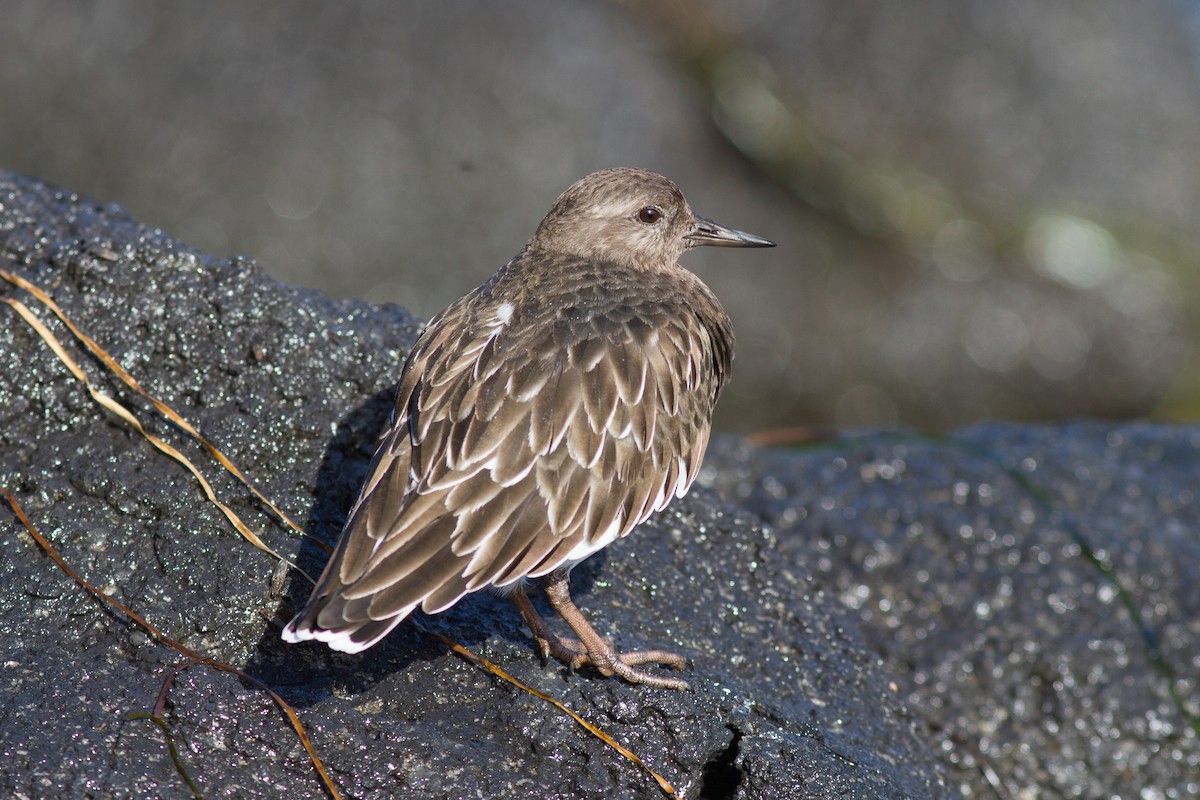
[511, 588, 691, 690]
[572, 642, 691, 691]
[531, 629, 690, 689]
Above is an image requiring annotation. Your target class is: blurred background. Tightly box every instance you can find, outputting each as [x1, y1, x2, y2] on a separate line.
[2, 0, 1199, 435]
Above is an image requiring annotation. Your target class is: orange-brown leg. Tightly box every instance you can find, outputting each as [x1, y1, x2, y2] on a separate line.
[511, 570, 690, 690]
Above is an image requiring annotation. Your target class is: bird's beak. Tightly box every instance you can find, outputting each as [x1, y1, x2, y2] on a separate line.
[686, 215, 776, 248]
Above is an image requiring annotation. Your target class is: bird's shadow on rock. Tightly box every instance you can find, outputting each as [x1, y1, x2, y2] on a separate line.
[243, 385, 605, 704]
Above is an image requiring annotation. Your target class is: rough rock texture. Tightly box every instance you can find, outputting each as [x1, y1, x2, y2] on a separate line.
[703, 429, 1200, 797]
[0, 173, 950, 798]
[2, 173, 1196, 799]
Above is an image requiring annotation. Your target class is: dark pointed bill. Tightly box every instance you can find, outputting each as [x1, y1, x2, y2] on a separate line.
[686, 215, 776, 248]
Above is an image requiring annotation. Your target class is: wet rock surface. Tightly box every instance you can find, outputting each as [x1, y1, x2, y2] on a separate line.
[2, 172, 1195, 798]
[0, 173, 949, 798]
[704, 427, 1200, 797]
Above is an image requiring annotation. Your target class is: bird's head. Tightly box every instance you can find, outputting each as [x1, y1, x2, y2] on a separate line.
[529, 168, 774, 271]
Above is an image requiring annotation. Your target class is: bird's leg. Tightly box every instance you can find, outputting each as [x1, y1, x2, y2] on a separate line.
[541, 569, 690, 691]
[510, 589, 588, 664]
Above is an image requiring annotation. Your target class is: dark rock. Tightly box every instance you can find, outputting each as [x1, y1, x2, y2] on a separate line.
[704, 426, 1200, 798]
[0, 173, 951, 799]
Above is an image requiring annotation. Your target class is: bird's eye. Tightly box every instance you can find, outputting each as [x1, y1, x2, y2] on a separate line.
[636, 206, 663, 224]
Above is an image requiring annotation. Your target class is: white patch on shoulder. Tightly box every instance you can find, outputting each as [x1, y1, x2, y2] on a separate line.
[496, 302, 515, 323]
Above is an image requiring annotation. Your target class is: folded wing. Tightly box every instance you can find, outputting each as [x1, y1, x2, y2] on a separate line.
[282, 282, 728, 653]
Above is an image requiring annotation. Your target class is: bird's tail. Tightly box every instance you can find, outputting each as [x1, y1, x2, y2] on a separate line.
[281, 594, 415, 653]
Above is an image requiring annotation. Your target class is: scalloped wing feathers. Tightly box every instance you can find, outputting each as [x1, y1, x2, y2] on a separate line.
[283, 259, 732, 653]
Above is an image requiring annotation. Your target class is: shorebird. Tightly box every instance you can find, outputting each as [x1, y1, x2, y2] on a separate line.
[284, 168, 774, 689]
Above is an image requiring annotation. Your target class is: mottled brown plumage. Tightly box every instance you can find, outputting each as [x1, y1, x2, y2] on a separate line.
[283, 168, 774, 688]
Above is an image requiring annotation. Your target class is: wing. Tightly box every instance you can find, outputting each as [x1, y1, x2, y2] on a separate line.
[283, 276, 731, 653]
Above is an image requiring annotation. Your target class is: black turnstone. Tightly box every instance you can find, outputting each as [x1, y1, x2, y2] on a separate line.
[283, 168, 775, 689]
